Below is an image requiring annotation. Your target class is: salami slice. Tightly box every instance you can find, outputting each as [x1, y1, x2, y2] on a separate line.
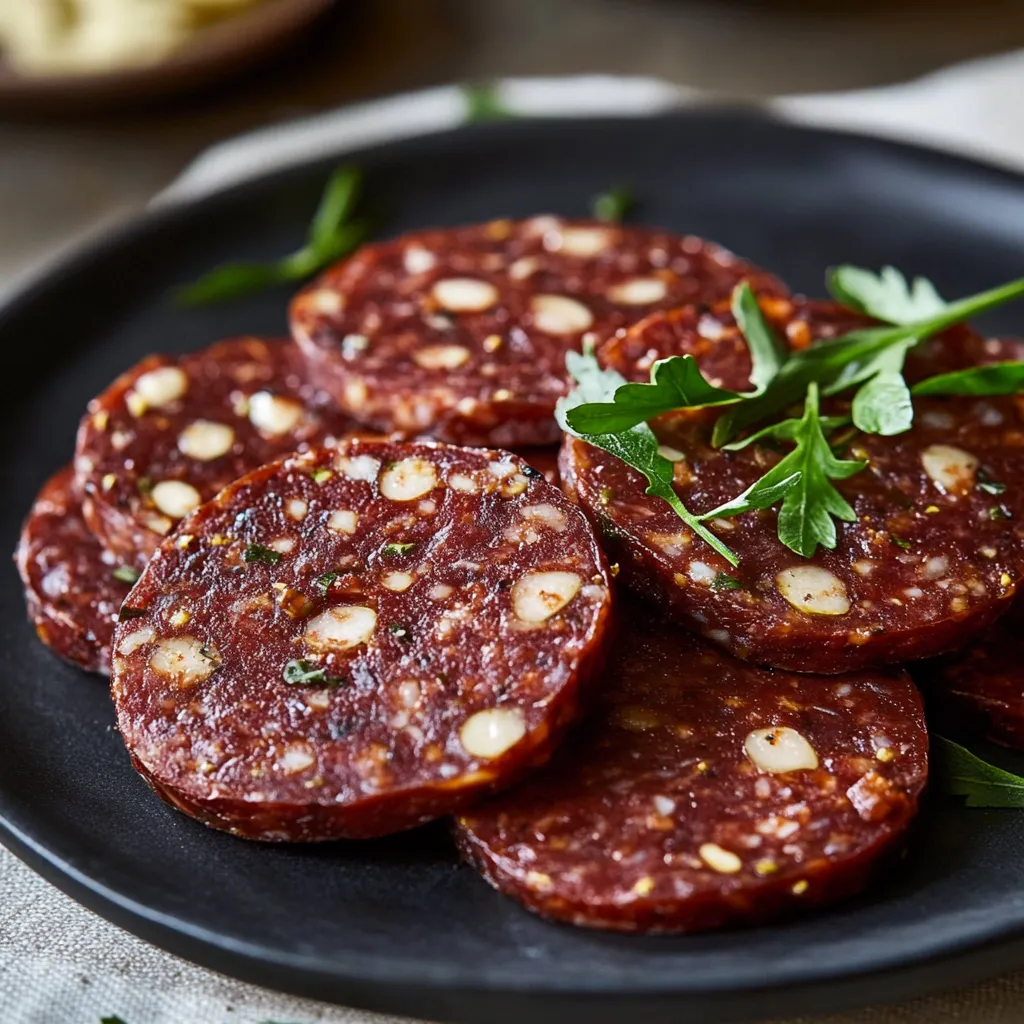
[290, 217, 786, 447]
[561, 299, 1024, 673]
[111, 440, 613, 841]
[455, 602, 928, 934]
[922, 597, 1024, 749]
[75, 337, 363, 569]
[15, 467, 133, 675]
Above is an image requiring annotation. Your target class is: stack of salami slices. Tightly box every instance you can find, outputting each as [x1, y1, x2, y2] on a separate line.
[17, 214, 1022, 935]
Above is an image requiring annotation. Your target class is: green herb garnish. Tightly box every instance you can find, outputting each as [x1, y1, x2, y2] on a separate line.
[592, 185, 634, 223]
[310, 467, 334, 484]
[112, 565, 141, 584]
[461, 81, 514, 122]
[282, 659, 345, 687]
[561, 267, 1024, 561]
[890, 536, 911, 550]
[990, 505, 1013, 521]
[934, 735, 1024, 807]
[243, 543, 282, 566]
[315, 571, 338, 596]
[101, 1017, 129, 1024]
[176, 166, 366, 306]
[827, 264, 946, 324]
[913, 362, 1024, 397]
[382, 541, 417, 557]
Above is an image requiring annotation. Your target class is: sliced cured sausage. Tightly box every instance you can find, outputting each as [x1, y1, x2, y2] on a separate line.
[111, 440, 613, 841]
[290, 217, 786, 447]
[15, 466, 133, 675]
[455, 601, 928, 934]
[74, 336, 363, 569]
[562, 299, 1024, 673]
[922, 596, 1024, 749]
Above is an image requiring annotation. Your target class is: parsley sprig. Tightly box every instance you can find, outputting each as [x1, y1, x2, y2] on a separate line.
[934, 735, 1024, 808]
[562, 266, 1024, 561]
[176, 166, 367, 306]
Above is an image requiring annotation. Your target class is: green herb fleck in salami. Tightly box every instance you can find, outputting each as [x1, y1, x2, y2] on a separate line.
[282, 659, 346, 687]
[315, 571, 339, 596]
[112, 565, 141, 584]
[711, 573, 743, 591]
[382, 542, 416, 557]
[244, 543, 282, 565]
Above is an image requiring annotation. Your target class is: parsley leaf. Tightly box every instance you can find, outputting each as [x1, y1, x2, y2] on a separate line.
[565, 354, 741, 434]
[176, 166, 366, 305]
[759, 383, 864, 558]
[243, 543, 282, 566]
[933, 735, 1024, 808]
[101, 1017, 129, 1024]
[732, 282, 788, 394]
[827, 265, 946, 323]
[850, 366, 914, 436]
[462, 82, 514, 122]
[912, 362, 1024, 397]
[592, 185, 634, 223]
[557, 351, 740, 565]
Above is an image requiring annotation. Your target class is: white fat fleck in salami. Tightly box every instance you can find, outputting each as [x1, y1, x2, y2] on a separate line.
[776, 567, 851, 617]
[150, 480, 202, 520]
[512, 571, 583, 624]
[134, 366, 188, 409]
[249, 392, 304, 436]
[921, 444, 978, 494]
[290, 218, 787, 446]
[379, 458, 439, 501]
[530, 295, 594, 335]
[607, 277, 669, 305]
[110, 440, 612, 841]
[177, 420, 235, 461]
[304, 606, 377, 652]
[455, 603, 928, 934]
[432, 278, 499, 312]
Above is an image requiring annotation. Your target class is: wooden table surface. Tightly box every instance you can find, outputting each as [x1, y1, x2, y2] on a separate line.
[3, 0, 1024, 285]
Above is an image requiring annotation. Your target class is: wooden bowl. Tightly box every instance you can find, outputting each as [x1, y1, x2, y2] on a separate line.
[0, 0, 337, 115]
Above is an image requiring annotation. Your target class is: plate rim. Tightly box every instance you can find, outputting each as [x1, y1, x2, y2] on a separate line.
[6, 106, 1024, 1019]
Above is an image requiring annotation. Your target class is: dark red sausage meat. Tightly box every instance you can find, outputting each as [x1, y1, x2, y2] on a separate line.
[15, 466, 132, 675]
[922, 596, 1024, 749]
[111, 440, 614, 841]
[561, 299, 1024, 673]
[456, 602, 928, 934]
[290, 217, 786, 447]
[74, 337, 362, 569]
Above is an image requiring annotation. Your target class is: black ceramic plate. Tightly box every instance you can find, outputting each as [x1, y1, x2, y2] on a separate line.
[5, 111, 1024, 1024]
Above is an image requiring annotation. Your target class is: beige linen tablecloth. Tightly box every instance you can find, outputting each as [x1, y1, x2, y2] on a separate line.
[6, 64, 1024, 1024]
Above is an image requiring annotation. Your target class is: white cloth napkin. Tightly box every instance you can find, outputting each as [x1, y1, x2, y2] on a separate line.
[8, 61, 1024, 1024]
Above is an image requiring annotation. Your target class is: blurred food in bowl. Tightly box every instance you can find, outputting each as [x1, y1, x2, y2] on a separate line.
[0, 0, 276, 76]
